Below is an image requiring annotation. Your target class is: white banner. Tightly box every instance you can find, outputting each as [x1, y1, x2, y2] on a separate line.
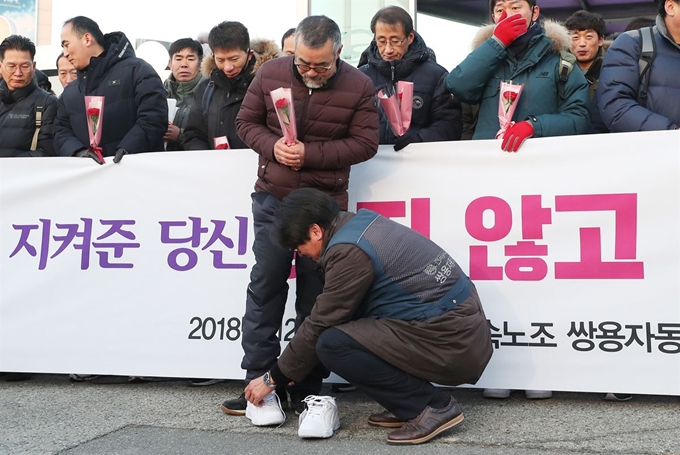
[1, 131, 679, 395]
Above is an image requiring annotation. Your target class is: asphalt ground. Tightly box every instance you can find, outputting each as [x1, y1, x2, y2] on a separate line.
[1, 374, 679, 455]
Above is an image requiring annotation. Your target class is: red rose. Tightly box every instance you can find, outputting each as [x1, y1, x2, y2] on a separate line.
[275, 98, 288, 108]
[503, 91, 518, 101]
[87, 107, 100, 116]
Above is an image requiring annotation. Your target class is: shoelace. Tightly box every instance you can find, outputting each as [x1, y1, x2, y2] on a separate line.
[263, 391, 286, 426]
[302, 395, 334, 418]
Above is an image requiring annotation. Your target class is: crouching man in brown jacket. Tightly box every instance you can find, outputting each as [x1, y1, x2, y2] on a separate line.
[245, 188, 493, 445]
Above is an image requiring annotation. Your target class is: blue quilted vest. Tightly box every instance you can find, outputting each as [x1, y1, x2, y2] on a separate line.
[325, 209, 472, 321]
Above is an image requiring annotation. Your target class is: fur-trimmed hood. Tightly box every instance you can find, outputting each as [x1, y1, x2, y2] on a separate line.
[200, 37, 280, 77]
[471, 19, 571, 54]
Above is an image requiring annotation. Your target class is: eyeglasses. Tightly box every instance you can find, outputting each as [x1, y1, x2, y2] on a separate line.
[294, 61, 333, 74]
[2, 63, 33, 73]
[376, 37, 408, 47]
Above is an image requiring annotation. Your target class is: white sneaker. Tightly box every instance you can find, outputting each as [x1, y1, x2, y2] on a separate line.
[69, 374, 99, 382]
[298, 395, 340, 438]
[246, 390, 285, 426]
[483, 388, 511, 399]
[525, 390, 552, 400]
[604, 393, 633, 402]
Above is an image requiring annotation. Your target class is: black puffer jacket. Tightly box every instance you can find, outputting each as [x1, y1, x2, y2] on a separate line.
[183, 38, 280, 150]
[0, 79, 57, 157]
[54, 32, 168, 157]
[359, 32, 461, 144]
[183, 57, 256, 150]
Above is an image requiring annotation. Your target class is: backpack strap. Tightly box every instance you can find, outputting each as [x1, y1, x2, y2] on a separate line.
[201, 81, 215, 115]
[30, 92, 48, 152]
[637, 26, 656, 107]
[557, 50, 576, 101]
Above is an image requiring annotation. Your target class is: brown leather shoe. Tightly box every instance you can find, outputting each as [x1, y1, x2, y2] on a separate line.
[367, 411, 403, 428]
[386, 397, 464, 445]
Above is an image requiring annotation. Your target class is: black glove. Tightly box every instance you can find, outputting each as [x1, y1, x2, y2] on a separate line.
[393, 130, 419, 152]
[113, 148, 128, 164]
[75, 148, 104, 165]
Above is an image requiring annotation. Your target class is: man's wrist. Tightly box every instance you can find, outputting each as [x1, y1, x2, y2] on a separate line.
[263, 371, 277, 388]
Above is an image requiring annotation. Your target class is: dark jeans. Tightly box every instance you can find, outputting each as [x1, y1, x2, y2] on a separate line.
[241, 192, 327, 395]
[316, 327, 450, 421]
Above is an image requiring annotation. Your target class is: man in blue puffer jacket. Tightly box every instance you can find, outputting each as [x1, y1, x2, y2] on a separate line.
[446, 0, 590, 152]
[359, 6, 462, 151]
[596, 0, 680, 132]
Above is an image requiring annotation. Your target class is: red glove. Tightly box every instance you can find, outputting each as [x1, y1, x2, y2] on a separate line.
[501, 121, 534, 152]
[493, 11, 528, 47]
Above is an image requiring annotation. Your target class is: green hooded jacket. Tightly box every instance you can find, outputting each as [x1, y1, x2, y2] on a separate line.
[446, 20, 590, 139]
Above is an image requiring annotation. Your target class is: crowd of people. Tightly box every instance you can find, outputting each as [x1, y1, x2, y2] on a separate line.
[2, 0, 679, 446]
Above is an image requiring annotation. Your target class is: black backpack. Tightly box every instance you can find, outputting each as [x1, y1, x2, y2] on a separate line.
[30, 91, 49, 152]
[635, 26, 656, 107]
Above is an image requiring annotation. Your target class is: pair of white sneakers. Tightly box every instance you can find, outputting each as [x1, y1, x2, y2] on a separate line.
[246, 392, 340, 439]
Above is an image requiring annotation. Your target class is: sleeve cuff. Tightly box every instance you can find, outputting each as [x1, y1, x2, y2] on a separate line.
[527, 115, 542, 137]
[491, 35, 508, 49]
[270, 362, 290, 386]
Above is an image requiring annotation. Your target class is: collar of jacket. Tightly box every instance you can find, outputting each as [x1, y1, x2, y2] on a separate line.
[321, 211, 355, 257]
[510, 33, 553, 75]
[584, 56, 603, 85]
[507, 21, 543, 60]
[366, 31, 431, 81]
[656, 15, 680, 50]
[81, 31, 134, 91]
[291, 56, 343, 91]
[0, 78, 37, 105]
[210, 53, 256, 91]
[164, 73, 204, 103]
[201, 38, 281, 78]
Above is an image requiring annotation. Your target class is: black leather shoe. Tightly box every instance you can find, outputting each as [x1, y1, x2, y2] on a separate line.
[386, 397, 464, 445]
[368, 411, 403, 428]
[5, 373, 32, 382]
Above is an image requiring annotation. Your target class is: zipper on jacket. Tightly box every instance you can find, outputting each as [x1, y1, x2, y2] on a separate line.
[309, 88, 312, 95]
[391, 63, 395, 82]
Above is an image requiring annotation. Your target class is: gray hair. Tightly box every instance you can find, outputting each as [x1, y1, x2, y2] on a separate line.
[294, 15, 342, 54]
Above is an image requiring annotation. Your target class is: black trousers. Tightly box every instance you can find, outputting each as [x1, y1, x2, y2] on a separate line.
[241, 192, 327, 395]
[316, 327, 450, 421]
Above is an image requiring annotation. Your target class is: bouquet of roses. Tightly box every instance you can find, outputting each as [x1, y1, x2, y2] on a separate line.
[85, 96, 105, 164]
[377, 81, 413, 137]
[270, 87, 297, 145]
[495, 80, 524, 139]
